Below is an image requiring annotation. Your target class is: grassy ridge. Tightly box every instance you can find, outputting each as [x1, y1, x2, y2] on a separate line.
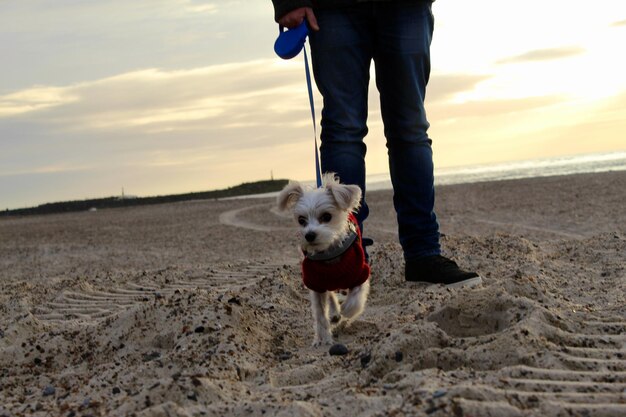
[2, 179, 288, 217]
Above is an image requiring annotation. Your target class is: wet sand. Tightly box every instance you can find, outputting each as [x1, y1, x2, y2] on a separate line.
[1, 171, 625, 416]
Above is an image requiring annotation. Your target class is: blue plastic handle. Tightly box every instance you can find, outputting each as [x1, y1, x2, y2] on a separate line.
[274, 21, 309, 60]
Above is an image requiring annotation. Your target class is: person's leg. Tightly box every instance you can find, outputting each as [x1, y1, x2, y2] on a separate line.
[372, 2, 481, 287]
[372, 1, 440, 260]
[308, 6, 373, 230]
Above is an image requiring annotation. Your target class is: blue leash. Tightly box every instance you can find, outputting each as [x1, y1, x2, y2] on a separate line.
[274, 22, 322, 188]
[303, 46, 322, 188]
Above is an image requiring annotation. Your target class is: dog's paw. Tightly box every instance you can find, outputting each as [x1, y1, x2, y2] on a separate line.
[312, 335, 334, 347]
[330, 314, 341, 324]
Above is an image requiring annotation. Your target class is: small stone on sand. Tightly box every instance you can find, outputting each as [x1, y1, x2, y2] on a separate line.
[329, 343, 349, 356]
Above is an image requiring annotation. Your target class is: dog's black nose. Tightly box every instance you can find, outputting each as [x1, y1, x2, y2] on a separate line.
[305, 231, 316, 242]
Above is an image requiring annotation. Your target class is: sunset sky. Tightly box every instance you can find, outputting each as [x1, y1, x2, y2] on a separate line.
[1, 0, 625, 209]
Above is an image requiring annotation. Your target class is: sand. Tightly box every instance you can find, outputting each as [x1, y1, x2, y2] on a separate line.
[0, 171, 625, 417]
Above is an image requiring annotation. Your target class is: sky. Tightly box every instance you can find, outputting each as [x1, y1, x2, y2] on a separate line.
[1, 0, 626, 210]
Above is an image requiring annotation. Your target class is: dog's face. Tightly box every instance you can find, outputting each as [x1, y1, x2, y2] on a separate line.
[277, 173, 361, 254]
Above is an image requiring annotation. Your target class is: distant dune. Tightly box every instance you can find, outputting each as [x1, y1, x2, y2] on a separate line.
[1, 179, 289, 217]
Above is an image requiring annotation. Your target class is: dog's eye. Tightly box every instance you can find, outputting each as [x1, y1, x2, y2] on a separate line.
[298, 216, 308, 226]
[319, 213, 332, 223]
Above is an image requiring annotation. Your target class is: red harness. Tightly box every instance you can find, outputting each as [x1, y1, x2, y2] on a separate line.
[301, 214, 370, 293]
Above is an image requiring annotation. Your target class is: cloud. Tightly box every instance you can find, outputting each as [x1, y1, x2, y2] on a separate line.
[0, 58, 317, 207]
[2, 60, 305, 133]
[426, 74, 492, 103]
[0, 163, 92, 178]
[0, 0, 275, 95]
[497, 46, 586, 64]
[429, 95, 566, 120]
[611, 19, 626, 27]
[181, 1, 217, 14]
[0, 87, 79, 117]
[0, 63, 553, 189]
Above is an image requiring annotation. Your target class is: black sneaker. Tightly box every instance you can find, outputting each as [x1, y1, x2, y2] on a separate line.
[405, 255, 482, 288]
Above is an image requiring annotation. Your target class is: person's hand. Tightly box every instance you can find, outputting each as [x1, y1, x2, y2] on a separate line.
[278, 7, 319, 31]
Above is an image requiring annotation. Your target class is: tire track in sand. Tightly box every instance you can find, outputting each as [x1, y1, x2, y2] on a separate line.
[32, 263, 284, 323]
[218, 203, 291, 232]
[451, 317, 626, 416]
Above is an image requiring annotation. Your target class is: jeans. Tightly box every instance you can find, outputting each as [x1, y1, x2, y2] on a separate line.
[309, 1, 440, 260]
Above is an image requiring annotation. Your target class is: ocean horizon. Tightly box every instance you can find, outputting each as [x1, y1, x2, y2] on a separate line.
[223, 150, 626, 201]
[7, 151, 625, 209]
[365, 150, 626, 191]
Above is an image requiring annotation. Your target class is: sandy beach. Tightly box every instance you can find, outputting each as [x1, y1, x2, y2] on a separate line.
[1, 170, 625, 417]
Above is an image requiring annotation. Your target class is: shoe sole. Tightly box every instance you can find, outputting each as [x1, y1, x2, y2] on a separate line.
[445, 275, 483, 289]
[406, 275, 483, 288]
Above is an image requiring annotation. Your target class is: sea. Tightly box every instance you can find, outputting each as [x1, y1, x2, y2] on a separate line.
[228, 151, 626, 199]
[365, 151, 626, 191]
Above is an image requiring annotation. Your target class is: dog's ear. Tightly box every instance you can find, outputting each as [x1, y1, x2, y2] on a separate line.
[277, 181, 304, 211]
[324, 175, 362, 211]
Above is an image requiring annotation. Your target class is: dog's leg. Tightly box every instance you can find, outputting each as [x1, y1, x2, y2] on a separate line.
[328, 292, 341, 324]
[310, 290, 333, 347]
[340, 280, 370, 321]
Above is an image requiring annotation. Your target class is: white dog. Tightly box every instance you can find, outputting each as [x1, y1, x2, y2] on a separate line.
[277, 173, 371, 347]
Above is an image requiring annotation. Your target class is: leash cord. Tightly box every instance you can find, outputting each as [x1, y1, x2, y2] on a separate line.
[303, 44, 322, 188]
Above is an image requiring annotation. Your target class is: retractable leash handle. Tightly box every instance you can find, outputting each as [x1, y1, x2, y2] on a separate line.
[274, 21, 309, 59]
[274, 21, 322, 188]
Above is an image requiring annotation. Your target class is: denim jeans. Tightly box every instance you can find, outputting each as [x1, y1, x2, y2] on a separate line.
[309, 1, 440, 260]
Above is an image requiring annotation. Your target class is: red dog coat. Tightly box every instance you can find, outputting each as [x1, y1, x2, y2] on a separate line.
[301, 213, 370, 293]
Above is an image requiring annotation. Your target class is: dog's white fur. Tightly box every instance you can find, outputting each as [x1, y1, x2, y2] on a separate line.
[277, 173, 370, 346]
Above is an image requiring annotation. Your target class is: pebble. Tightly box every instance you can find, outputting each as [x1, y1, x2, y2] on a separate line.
[112, 387, 121, 395]
[360, 352, 372, 367]
[208, 323, 222, 332]
[194, 326, 205, 334]
[425, 406, 439, 414]
[394, 351, 403, 362]
[329, 343, 349, 356]
[142, 351, 161, 362]
[227, 296, 241, 306]
[433, 389, 447, 398]
[42, 385, 55, 396]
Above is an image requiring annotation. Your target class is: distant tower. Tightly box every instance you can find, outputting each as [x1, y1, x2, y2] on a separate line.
[121, 187, 125, 200]
[271, 170, 274, 181]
